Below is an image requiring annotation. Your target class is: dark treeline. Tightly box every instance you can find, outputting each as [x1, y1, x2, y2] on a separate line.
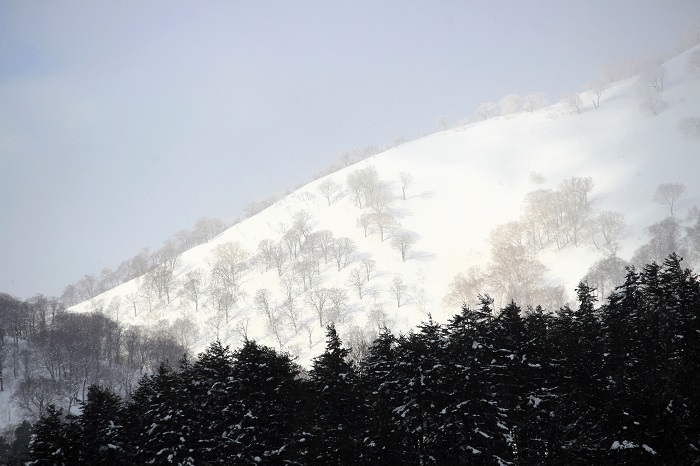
[29, 254, 700, 465]
[0, 293, 185, 417]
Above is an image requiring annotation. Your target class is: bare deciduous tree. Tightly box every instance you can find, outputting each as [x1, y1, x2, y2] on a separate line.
[653, 183, 686, 216]
[389, 274, 406, 308]
[254, 289, 274, 322]
[561, 93, 583, 114]
[585, 255, 629, 300]
[399, 172, 413, 200]
[475, 102, 498, 120]
[632, 217, 686, 267]
[292, 210, 314, 241]
[307, 288, 331, 327]
[209, 241, 249, 308]
[391, 230, 417, 262]
[587, 78, 609, 108]
[332, 237, 357, 271]
[12, 377, 64, 420]
[346, 267, 367, 299]
[360, 258, 376, 282]
[640, 56, 666, 92]
[314, 230, 335, 265]
[317, 178, 342, 206]
[193, 217, 227, 243]
[559, 176, 594, 207]
[182, 270, 205, 311]
[357, 213, 373, 237]
[279, 273, 301, 304]
[129, 248, 151, 279]
[294, 256, 319, 292]
[125, 292, 140, 317]
[347, 165, 381, 209]
[282, 229, 301, 260]
[499, 94, 522, 115]
[171, 316, 199, 352]
[443, 266, 486, 308]
[234, 318, 250, 343]
[150, 240, 182, 303]
[366, 305, 389, 330]
[337, 150, 355, 168]
[488, 250, 547, 308]
[270, 242, 287, 276]
[327, 288, 348, 326]
[256, 238, 277, 272]
[490, 221, 528, 257]
[636, 81, 663, 115]
[522, 92, 548, 112]
[591, 211, 626, 255]
[528, 171, 546, 184]
[282, 297, 301, 334]
[367, 182, 393, 215]
[370, 212, 398, 242]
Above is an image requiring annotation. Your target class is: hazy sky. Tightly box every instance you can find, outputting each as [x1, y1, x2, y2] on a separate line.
[1, 1, 699, 299]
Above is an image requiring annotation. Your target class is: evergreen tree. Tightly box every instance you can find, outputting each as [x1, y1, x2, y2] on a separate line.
[442, 299, 509, 465]
[30, 405, 73, 466]
[357, 327, 406, 464]
[391, 318, 451, 464]
[308, 324, 360, 464]
[10, 420, 33, 465]
[184, 341, 241, 464]
[520, 305, 560, 463]
[230, 339, 309, 463]
[548, 283, 607, 464]
[78, 385, 126, 464]
[126, 361, 195, 465]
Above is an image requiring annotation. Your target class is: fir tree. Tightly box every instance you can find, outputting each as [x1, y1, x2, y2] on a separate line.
[442, 300, 508, 465]
[30, 405, 73, 466]
[126, 361, 195, 465]
[357, 327, 406, 464]
[184, 341, 241, 464]
[78, 385, 127, 464]
[309, 324, 360, 464]
[230, 339, 309, 463]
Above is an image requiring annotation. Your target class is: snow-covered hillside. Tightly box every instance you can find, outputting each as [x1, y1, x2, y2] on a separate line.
[71, 46, 700, 365]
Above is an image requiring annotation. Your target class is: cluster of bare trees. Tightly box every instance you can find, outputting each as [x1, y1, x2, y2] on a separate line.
[486, 177, 626, 305]
[244, 195, 280, 218]
[514, 177, 616, 252]
[631, 207, 700, 270]
[635, 56, 667, 115]
[475, 92, 548, 120]
[245, 171, 423, 346]
[444, 176, 626, 308]
[584, 255, 629, 300]
[585, 28, 700, 116]
[251, 210, 363, 345]
[345, 166, 419, 262]
[348, 166, 397, 243]
[60, 217, 227, 307]
[0, 293, 185, 421]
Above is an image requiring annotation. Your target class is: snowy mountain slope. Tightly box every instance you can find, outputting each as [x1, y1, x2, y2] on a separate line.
[71, 46, 700, 365]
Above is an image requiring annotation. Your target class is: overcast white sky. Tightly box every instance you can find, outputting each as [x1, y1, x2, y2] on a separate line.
[1, 1, 699, 299]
